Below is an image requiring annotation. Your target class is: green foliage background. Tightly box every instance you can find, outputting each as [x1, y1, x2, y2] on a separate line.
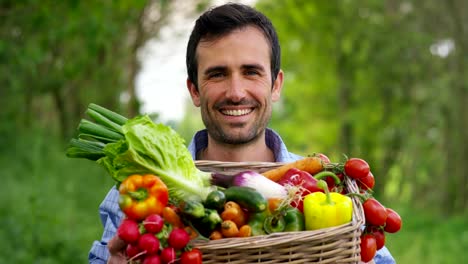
[1, 0, 467, 263]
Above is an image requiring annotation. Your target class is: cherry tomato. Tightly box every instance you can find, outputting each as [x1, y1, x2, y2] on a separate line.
[363, 198, 387, 226]
[384, 208, 402, 233]
[368, 227, 385, 250]
[360, 234, 377, 262]
[180, 248, 203, 264]
[344, 158, 370, 179]
[357, 171, 375, 191]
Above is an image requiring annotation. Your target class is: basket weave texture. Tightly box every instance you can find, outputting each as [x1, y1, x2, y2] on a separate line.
[193, 161, 365, 264]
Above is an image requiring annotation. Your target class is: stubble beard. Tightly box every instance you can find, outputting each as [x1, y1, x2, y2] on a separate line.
[201, 106, 272, 145]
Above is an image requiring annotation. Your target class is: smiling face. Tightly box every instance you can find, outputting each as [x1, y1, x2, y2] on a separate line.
[187, 26, 283, 146]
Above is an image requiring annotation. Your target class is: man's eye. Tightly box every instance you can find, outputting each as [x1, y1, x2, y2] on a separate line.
[245, 70, 259, 76]
[208, 72, 224, 78]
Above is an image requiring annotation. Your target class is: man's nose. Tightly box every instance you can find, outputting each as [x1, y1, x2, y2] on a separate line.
[225, 75, 247, 102]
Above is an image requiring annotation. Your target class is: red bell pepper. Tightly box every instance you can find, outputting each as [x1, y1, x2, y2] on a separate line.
[278, 168, 341, 212]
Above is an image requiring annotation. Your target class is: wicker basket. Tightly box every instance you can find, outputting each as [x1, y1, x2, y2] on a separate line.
[193, 161, 365, 264]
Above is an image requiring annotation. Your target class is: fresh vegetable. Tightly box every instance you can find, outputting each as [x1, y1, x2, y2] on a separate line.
[180, 248, 203, 264]
[167, 228, 190, 250]
[117, 219, 141, 244]
[360, 233, 377, 262]
[212, 170, 287, 199]
[223, 186, 268, 212]
[370, 227, 386, 250]
[126, 243, 141, 260]
[204, 189, 226, 211]
[201, 208, 222, 231]
[142, 254, 162, 264]
[209, 230, 223, 240]
[162, 206, 184, 229]
[363, 198, 388, 227]
[261, 156, 324, 182]
[221, 201, 247, 227]
[221, 220, 239, 237]
[357, 171, 375, 190]
[303, 180, 353, 230]
[138, 233, 160, 255]
[181, 200, 205, 219]
[384, 208, 402, 233]
[160, 247, 176, 264]
[238, 225, 252, 237]
[247, 210, 268, 236]
[278, 169, 341, 212]
[283, 207, 305, 232]
[264, 206, 304, 234]
[118, 174, 169, 221]
[144, 214, 165, 234]
[344, 158, 370, 179]
[263, 214, 286, 234]
[66, 104, 215, 203]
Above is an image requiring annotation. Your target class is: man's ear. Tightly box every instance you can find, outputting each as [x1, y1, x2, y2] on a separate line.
[186, 78, 201, 107]
[271, 70, 284, 102]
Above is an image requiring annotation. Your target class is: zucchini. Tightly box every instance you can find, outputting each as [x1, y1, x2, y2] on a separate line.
[204, 189, 226, 211]
[181, 200, 205, 219]
[223, 186, 267, 212]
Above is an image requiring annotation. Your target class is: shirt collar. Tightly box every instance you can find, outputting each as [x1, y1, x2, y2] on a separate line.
[187, 128, 298, 162]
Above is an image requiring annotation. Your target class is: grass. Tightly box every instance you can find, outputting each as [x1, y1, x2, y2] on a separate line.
[1, 132, 466, 263]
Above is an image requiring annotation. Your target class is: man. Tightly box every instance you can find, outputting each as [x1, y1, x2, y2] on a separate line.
[89, 3, 395, 264]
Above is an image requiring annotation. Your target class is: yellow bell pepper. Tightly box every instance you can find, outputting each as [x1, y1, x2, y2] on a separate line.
[303, 179, 353, 230]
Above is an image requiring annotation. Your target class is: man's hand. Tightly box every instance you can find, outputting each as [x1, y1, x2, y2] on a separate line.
[107, 235, 127, 264]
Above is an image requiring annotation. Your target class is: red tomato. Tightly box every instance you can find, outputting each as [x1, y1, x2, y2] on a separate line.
[360, 234, 377, 262]
[357, 171, 375, 190]
[344, 158, 370, 179]
[384, 208, 402, 233]
[369, 227, 386, 250]
[180, 248, 203, 264]
[363, 198, 387, 226]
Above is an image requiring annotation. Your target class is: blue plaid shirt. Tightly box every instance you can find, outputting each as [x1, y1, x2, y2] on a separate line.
[88, 128, 395, 264]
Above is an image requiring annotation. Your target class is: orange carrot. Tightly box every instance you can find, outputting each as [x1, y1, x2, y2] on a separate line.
[261, 156, 324, 182]
[268, 197, 284, 213]
[237, 225, 252, 237]
[221, 207, 246, 227]
[221, 220, 239, 238]
[184, 225, 199, 240]
[162, 206, 184, 228]
[224, 201, 242, 211]
[209, 230, 223, 240]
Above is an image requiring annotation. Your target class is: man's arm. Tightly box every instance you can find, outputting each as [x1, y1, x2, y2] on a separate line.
[88, 187, 124, 263]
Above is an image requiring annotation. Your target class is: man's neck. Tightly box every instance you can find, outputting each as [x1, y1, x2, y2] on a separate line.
[198, 134, 275, 162]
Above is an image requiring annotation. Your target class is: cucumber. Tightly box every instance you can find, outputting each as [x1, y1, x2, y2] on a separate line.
[223, 186, 267, 212]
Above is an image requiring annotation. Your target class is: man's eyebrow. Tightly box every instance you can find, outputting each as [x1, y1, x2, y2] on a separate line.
[242, 63, 265, 71]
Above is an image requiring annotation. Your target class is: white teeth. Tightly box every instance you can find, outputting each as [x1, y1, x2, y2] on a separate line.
[222, 109, 252, 116]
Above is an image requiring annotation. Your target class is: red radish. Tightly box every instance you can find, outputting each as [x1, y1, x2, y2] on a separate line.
[126, 243, 142, 260]
[117, 219, 140, 244]
[142, 254, 162, 264]
[144, 214, 164, 234]
[160, 247, 177, 264]
[167, 228, 190, 250]
[138, 233, 160, 255]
